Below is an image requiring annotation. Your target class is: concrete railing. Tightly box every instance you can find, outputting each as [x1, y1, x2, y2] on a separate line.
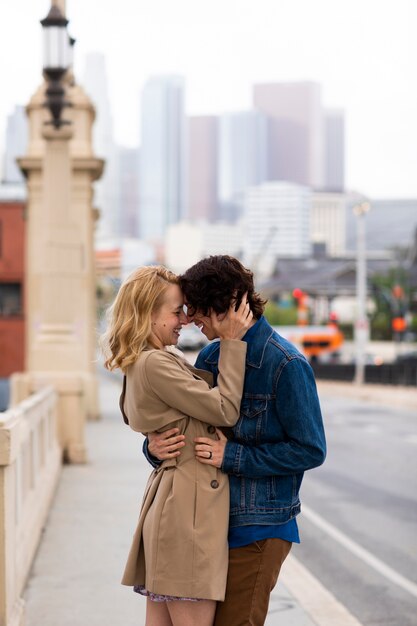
[0, 387, 62, 626]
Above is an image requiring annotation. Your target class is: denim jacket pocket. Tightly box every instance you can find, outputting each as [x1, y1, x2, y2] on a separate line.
[266, 475, 298, 504]
[236, 397, 268, 443]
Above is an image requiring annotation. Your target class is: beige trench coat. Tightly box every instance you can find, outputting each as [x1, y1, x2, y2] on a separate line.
[120, 339, 247, 601]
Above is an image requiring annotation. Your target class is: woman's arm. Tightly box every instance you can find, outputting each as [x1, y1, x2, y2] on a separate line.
[142, 298, 252, 448]
[144, 339, 247, 427]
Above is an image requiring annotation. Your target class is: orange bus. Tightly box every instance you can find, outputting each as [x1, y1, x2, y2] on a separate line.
[273, 324, 344, 361]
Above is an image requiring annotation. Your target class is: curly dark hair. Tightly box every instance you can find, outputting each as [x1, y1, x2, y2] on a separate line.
[179, 255, 267, 319]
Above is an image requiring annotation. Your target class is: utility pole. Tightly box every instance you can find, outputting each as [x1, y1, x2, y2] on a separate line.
[353, 201, 370, 385]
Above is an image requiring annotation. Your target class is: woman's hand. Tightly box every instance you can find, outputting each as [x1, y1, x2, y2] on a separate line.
[194, 428, 227, 468]
[148, 428, 185, 460]
[212, 293, 253, 340]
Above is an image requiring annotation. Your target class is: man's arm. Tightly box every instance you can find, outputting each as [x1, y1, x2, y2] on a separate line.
[142, 436, 161, 468]
[222, 357, 326, 477]
[143, 428, 185, 466]
[196, 357, 326, 477]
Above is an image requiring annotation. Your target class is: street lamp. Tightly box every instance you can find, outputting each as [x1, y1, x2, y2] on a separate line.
[353, 200, 371, 385]
[40, 3, 72, 128]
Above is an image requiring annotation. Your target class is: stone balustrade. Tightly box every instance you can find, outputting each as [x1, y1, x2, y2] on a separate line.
[0, 387, 62, 626]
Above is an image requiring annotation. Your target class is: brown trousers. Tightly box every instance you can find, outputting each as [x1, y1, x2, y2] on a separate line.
[214, 538, 292, 626]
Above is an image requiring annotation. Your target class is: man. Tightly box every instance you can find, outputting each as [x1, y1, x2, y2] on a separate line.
[145, 255, 326, 626]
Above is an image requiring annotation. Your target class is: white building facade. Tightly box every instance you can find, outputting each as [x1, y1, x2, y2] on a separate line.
[243, 182, 312, 276]
[311, 191, 347, 256]
[165, 220, 245, 274]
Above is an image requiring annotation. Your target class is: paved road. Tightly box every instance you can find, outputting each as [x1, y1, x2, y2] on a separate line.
[295, 392, 417, 626]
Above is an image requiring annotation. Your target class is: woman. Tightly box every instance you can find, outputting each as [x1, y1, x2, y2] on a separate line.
[102, 266, 252, 626]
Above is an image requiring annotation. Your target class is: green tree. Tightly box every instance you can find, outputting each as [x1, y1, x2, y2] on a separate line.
[370, 268, 410, 340]
[264, 301, 298, 326]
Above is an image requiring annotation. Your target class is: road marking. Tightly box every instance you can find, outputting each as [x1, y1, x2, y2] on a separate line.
[302, 504, 417, 599]
[280, 554, 363, 626]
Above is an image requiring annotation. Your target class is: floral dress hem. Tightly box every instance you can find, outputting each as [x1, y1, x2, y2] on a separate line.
[134, 585, 203, 603]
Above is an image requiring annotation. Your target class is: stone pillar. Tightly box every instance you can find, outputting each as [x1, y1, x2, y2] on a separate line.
[52, 0, 66, 13]
[11, 60, 104, 462]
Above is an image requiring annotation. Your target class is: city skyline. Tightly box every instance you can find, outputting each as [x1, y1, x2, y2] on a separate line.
[0, 0, 416, 199]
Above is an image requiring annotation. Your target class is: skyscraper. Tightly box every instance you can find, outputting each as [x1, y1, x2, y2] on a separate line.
[218, 111, 268, 221]
[118, 146, 140, 237]
[83, 53, 120, 239]
[139, 75, 186, 240]
[324, 108, 345, 191]
[2, 106, 28, 184]
[187, 115, 218, 222]
[253, 81, 324, 189]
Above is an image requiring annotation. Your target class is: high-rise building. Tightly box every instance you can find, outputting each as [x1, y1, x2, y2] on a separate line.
[218, 111, 268, 221]
[139, 75, 186, 240]
[243, 181, 312, 276]
[2, 105, 28, 184]
[253, 81, 324, 189]
[118, 146, 140, 237]
[83, 53, 120, 240]
[324, 108, 345, 191]
[187, 116, 218, 222]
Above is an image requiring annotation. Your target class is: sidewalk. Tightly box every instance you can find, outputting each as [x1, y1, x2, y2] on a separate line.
[23, 374, 359, 626]
[317, 380, 417, 411]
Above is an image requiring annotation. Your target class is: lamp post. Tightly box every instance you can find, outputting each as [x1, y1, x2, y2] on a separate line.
[13, 0, 105, 462]
[40, 3, 71, 128]
[353, 200, 371, 385]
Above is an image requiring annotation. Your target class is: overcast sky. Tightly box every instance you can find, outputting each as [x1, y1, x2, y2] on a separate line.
[1, 0, 416, 199]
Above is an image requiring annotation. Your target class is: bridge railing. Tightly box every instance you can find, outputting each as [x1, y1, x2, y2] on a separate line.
[0, 386, 62, 626]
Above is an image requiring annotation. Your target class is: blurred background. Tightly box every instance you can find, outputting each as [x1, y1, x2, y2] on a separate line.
[0, 3, 416, 626]
[1, 1, 417, 369]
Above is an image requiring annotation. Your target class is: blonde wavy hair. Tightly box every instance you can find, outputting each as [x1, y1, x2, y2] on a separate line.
[102, 265, 179, 372]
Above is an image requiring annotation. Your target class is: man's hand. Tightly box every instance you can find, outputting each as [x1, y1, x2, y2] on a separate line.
[148, 428, 185, 461]
[194, 428, 227, 468]
[211, 292, 253, 341]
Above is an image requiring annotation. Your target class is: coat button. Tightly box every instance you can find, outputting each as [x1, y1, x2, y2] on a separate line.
[207, 425, 215, 434]
[210, 480, 219, 489]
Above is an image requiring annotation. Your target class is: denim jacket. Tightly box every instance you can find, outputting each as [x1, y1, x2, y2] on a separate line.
[194, 316, 326, 528]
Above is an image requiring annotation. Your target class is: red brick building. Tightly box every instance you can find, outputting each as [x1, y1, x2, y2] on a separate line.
[0, 190, 25, 376]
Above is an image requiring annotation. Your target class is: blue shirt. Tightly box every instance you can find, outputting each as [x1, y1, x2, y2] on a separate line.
[228, 319, 300, 549]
